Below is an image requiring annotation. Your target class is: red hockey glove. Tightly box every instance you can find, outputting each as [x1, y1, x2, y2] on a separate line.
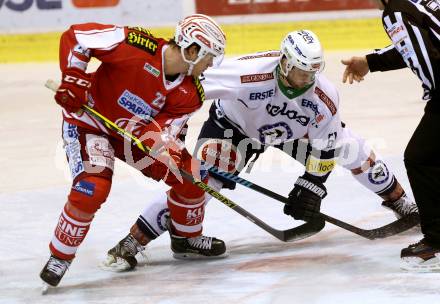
[140, 127, 184, 169]
[55, 68, 91, 113]
[153, 132, 185, 171]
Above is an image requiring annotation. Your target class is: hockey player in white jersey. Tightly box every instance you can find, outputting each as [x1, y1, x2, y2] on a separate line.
[103, 30, 418, 271]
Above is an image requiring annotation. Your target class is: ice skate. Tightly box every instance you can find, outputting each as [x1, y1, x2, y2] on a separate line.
[401, 239, 440, 272]
[40, 255, 72, 288]
[101, 234, 145, 272]
[382, 193, 419, 219]
[171, 234, 227, 259]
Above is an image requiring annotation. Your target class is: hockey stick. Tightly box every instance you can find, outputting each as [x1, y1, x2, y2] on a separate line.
[45, 79, 324, 242]
[208, 166, 420, 240]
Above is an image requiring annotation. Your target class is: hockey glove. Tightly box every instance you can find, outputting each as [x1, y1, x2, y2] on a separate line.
[155, 131, 185, 171]
[141, 127, 185, 178]
[55, 68, 91, 113]
[284, 173, 327, 222]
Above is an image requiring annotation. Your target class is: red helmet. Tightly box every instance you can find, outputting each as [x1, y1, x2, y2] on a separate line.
[174, 14, 226, 66]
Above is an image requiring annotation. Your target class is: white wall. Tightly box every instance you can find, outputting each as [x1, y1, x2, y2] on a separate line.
[0, 0, 196, 33]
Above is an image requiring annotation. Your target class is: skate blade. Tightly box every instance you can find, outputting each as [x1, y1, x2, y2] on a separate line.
[173, 251, 229, 260]
[41, 282, 52, 295]
[401, 255, 440, 272]
[99, 255, 132, 272]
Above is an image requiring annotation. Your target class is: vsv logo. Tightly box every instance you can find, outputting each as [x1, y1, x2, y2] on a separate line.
[0, 0, 119, 11]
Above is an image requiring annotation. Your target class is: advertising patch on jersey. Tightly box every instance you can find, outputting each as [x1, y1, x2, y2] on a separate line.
[197, 139, 242, 173]
[368, 160, 390, 185]
[326, 132, 337, 149]
[73, 44, 91, 58]
[398, 45, 414, 61]
[85, 134, 115, 171]
[126, 31, 158, 55]
[238, 51, 280, 60]
[387, 24, 407, 43]
[311, 114, 326, 128]
[240, 72, 274, 83]
[306, 156, 335, 174]
[258, 122, 293, 145]
[266, 102, 310, 126]
[301, 99, 320, 116]
[249, 89, 274, 101]
[143, 63, 160, 78]
[72, 180, 95, 197]
[63, 123, 84, 180]
[314, 86, 337, 116]
[118, 90, 156, 121]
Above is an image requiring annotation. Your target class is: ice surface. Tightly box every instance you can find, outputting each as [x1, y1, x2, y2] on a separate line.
[1, 53, 438, 303]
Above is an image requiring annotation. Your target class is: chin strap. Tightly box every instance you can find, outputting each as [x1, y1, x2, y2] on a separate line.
[186, 63, 195, 76]
[180, 47, 199, 76]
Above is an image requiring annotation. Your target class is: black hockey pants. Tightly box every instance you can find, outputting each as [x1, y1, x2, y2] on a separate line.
[404, 100, 440, 247]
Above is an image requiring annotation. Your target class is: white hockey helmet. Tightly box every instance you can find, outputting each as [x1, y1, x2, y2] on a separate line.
[279, 30, 324, 77]
[174, 14, 226, 69]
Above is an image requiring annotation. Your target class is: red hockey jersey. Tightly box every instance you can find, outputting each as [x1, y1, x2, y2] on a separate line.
[59, 23, 204, 140]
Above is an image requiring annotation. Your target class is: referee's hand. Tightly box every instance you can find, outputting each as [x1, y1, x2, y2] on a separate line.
[341, 56, 370, 84]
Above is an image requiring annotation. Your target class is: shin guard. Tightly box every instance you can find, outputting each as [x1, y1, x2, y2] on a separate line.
[49, 204, 92, 260]
[167, 189, 205, 238]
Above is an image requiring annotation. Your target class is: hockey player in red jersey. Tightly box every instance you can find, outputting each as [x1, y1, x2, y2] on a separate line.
[39, 14, 227, 288]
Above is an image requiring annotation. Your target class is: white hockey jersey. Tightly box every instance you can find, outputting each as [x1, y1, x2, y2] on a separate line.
[201, 51, 343, 176]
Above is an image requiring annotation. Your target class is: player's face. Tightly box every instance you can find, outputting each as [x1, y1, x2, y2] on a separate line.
[190, 53, 215, 77]
[286, 67, 316, 89]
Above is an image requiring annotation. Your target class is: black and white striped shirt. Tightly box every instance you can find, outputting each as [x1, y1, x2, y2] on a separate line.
[367, 0, 440, 102]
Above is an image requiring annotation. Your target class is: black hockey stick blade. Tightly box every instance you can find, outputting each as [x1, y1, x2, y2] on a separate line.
[208, 166, 420, 240]
[280, 218, 325, 242]
[321, 213, 420, 240]
[215, 197, 324, 242]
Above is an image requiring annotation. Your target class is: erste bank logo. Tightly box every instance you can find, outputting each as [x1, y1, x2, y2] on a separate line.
[0, 0, 119, 11]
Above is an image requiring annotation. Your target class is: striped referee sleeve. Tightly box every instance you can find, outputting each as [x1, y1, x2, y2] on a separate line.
[384, 11, 436, 99]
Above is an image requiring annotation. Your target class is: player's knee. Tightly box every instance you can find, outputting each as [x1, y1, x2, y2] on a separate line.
[350, 154, 375, 175]
[68, 176, 112, 214]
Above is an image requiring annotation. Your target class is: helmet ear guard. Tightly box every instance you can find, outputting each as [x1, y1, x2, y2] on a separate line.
[279, 30, 324, 77]
[174, 14, 226, 72]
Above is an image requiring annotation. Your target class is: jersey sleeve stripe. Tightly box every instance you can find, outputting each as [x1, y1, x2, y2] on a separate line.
[411, 24, 435, 88]
[75, 26, 125, 50]
[396, 12, 434, 91]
